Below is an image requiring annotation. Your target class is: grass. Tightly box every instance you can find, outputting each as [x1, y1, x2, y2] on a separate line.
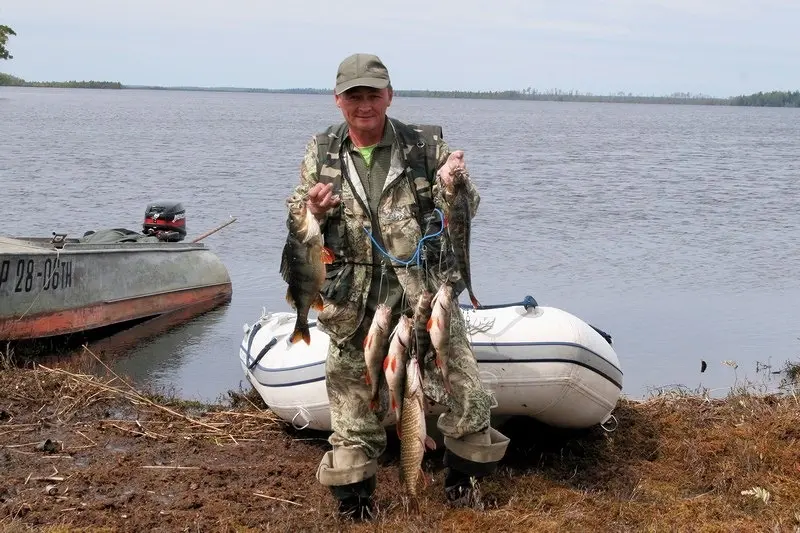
[2, 346, 800, 531]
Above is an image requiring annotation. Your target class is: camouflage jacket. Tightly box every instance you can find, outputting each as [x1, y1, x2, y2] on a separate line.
[286, 117, 480, 345]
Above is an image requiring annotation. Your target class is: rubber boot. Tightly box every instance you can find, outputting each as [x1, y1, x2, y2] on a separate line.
[316, 447, 378, 521]
[329, 476, 377, 521]
[442, 427, 510, 507]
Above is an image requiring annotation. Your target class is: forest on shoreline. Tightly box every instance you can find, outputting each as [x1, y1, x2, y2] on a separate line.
[2, 72, 799, 107]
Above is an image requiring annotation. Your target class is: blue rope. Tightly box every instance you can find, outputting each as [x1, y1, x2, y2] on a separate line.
[361, 208, 445, 267]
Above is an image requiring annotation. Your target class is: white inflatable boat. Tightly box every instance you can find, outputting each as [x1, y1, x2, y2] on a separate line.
[238, 296, 623, 432]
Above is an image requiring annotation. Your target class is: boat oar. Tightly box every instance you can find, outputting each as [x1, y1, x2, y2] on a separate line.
[191, 216, 237, 243]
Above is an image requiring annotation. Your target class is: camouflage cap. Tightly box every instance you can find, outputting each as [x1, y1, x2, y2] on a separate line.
[335, 53, 391, 95]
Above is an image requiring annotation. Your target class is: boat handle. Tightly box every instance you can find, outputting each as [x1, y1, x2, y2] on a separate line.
[247, 337, 278, 371]
[459, 295, 538, 311]
[600, 414, 618, 433]
[291, 407, 311, 431]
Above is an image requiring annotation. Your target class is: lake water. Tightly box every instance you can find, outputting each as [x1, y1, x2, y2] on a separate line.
[2, 87, 798, 402]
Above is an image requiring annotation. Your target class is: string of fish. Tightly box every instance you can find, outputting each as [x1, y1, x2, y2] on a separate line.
[362, 207, 447, 361]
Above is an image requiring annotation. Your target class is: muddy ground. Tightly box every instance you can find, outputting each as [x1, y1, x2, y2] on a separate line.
[1, 356, 799, 533]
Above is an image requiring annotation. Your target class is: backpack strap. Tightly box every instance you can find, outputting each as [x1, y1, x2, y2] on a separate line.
[390, 119, 442, 216]
[312, 124, 348, 262]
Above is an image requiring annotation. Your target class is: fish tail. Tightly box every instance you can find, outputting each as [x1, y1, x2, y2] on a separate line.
[369, 396, 379, 412]
[290, 317, 310, 345]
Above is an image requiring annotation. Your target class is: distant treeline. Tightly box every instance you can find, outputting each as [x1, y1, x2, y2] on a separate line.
[0, 73, 122, 89]
[395, 89, 731, 105]
[3, 73, 799, 107]
[729, 90, 800, 108]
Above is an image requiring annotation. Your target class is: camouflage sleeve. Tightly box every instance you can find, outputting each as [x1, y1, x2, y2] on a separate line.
[432, 137, 481, 217]
[286, 136, 326, 225]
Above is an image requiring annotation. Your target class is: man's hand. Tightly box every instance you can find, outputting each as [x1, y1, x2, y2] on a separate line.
[307, 182, 341, 220]
[437, 150, 467, 188]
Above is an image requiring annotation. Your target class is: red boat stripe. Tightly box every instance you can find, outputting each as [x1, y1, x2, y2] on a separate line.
[0, 283, 231, 341]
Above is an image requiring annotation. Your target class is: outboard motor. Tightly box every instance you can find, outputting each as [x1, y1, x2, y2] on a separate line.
[143, 201, 186, 242]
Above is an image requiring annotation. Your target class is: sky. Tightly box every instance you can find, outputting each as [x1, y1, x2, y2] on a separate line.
[1, 0, 799, 97]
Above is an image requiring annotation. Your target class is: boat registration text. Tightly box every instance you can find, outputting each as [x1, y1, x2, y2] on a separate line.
[0, 259, 74, 294]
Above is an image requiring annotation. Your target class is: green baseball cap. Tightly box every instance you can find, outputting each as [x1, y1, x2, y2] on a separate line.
[335, 53, 391, 95]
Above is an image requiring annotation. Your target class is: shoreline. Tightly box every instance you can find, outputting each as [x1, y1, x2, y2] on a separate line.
[1, 73, 799, 107]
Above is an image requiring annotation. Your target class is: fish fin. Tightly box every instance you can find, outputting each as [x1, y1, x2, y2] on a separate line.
[279, 242, 293, 284]
[434, 355, 442, 368]
[285, 288, 295, 308]
[383, 355, 390, 371]
[421, 470, 434, 489]
[311, 293, 324, 311]
[396, 422, 401, 439]
[443, 376, 453, 395]
[470, 294, 481, 309]
[391, 355, 397, 372]
[364, 334, 372, 349]
[369, 397, 379, 412]
[364, 370, 371, 386]
[426, 317, 434, 332]
[321, 246, 335, 264]
[425, 436, 437, 451]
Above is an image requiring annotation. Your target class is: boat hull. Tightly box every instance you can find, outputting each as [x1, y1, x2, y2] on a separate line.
[238, 301, 623, 431]
[0, 236, 232, 341]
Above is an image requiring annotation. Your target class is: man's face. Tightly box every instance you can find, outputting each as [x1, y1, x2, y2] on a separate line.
[334, 86, 393, 134]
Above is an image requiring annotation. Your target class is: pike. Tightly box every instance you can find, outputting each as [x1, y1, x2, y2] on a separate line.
[363, 303, 392, 411]
[446, 168, 481, 309]
[399, 357, 436, 514]
[280, 203, 334, 345]
[427, 282, 454, 394]
[384, 314, 413, 428]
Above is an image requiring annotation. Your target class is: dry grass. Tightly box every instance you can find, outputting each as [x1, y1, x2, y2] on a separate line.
[1, 349, 800, 532]
[0, 348, 282, 446]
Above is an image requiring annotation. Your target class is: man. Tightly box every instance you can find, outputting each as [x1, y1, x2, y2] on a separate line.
[284, 53, 510, 519]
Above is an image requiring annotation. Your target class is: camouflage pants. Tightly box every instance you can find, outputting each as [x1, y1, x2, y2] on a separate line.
[325, 302, 494, 460]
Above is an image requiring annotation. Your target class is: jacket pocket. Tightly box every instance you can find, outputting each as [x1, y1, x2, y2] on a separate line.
[380, 200, 422, 261]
